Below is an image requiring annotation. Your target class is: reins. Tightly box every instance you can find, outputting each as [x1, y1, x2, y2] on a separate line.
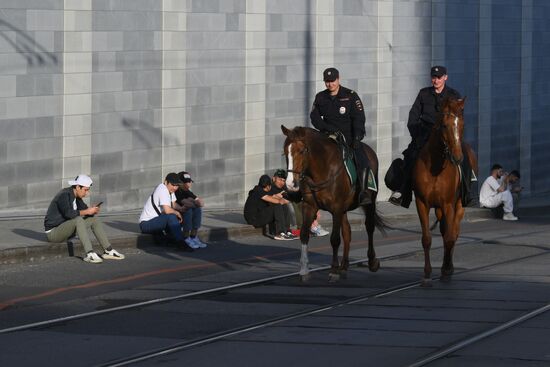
[287, 139, 347, 193]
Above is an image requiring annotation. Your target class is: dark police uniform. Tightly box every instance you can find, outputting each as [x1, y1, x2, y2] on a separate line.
[407, 85, 461, 151]
[310, 82, 371, 204]
[310, 85, 366, 144]
[395, 84, 468, 209]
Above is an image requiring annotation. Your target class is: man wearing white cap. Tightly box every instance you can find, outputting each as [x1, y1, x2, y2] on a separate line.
[44, 174, 125, 263]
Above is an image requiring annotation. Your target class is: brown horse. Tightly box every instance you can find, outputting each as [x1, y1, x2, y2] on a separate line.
[281, 125, 384, 282]
[412, 97, 478, 285]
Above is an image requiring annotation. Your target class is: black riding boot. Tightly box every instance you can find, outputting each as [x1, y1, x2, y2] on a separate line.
[358, 168, 372, 206]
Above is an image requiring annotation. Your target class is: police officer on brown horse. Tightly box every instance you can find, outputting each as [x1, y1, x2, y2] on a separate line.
[310, 67, 373, 205]
[389, 65, 472, 208]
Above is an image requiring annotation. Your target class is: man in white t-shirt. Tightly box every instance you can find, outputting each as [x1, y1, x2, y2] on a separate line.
[479, 164, 518, 221]
[139, 172, 194, 251]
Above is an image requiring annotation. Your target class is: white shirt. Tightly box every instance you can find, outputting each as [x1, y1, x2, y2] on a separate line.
[139, 183, 175, 222]
[479, 176, 501, 206]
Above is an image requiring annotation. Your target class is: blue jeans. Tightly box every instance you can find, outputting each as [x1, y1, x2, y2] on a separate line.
[182, 207, 202, 232]
[140, 214, 183, 242]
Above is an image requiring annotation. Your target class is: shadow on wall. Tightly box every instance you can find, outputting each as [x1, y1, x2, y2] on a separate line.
[0, 19, 58, 67]
[122, 118, 182, 150]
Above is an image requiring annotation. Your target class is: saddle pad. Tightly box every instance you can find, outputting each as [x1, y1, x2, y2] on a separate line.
[344, 157, 357, 185]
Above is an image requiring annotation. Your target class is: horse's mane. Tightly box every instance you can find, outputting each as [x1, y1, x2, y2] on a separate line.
[285, 126, 328, 144]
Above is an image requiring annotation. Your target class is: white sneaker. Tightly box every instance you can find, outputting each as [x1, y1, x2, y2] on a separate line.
[103, 249, 125, 260]
[191, 237, 207, 248]
[83, 251, 103, 264]
[316, 225, 329, 237]
[503, 212, 518, 221]
[185, 237, 200, 249]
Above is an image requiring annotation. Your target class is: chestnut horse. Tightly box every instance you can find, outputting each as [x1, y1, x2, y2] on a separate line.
[281, 125, 384, 282]
[412, 97, 478, 285]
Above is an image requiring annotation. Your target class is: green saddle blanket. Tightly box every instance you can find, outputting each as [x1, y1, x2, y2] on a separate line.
[344, 158, 378, 192]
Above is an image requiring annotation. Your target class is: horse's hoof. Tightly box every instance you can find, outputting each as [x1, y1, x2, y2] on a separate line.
[369, 258, 380, 272]
[300, 273, 311, 282]
[421, 278, 433, 287]
[441, 267, 454, 277]
[328, 272, 340, 283]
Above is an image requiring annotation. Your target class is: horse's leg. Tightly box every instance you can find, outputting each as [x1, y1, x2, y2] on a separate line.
[328, 212, 343, 282]
[359, 202, 380, 271]
[415, 198, 432, 286]
[298, 202, 317, 282]
[338, 213, 351, 279]
[440, 203, 459, 279]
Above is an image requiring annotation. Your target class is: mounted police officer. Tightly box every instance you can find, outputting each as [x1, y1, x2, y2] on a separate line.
[310, 67, 372, 205]
[389, 65, 462, 208]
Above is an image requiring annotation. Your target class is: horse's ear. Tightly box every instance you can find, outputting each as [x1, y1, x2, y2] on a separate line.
[281, 125, 290, 137]
[459, 96, 467, 110]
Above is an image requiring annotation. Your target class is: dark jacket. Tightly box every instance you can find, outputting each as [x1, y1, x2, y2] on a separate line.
[310, 86, 366, 144]
[243, 185, 269, 226]
[407, 85, 461, 141]
[44, 187, 88, 231]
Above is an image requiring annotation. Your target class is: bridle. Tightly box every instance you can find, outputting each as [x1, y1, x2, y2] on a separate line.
[437, 111, 463, 166]
[286, 140, 346, 192]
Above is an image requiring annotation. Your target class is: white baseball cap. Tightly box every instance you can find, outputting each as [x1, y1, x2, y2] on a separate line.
[68, 174, 93, 187]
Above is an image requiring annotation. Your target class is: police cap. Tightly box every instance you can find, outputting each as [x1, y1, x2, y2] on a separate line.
[431, 65, 447, 77]
[323, 67, 339, 82]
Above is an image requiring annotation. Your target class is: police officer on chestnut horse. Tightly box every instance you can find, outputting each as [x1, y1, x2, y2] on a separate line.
[310, 67, 373, 205]
[388, 65, 473, 208]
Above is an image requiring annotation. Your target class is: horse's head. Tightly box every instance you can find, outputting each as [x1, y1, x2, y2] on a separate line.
[281, 125, 309, 192]
[436, 97, 466, 165]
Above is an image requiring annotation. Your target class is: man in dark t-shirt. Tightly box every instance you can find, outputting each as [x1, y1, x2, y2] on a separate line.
[243, 174, 296, 240]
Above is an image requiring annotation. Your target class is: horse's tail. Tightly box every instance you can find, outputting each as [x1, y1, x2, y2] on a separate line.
[430, 219, 439, 231]
[373, 207, 389, 237]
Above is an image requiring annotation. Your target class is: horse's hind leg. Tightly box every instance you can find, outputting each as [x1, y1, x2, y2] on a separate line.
[360, 202, 379, 272]
[328, 213, 343, 282]
[338, 213, 351, 279]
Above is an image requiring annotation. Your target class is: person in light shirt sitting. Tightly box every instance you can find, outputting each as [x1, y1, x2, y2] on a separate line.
[479, 164, 518, 221]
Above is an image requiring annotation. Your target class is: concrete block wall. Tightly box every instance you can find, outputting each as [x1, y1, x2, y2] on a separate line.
[0, 0, 548, 216]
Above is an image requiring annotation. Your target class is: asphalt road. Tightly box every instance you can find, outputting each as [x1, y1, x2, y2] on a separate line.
[0, 211, 549, 367]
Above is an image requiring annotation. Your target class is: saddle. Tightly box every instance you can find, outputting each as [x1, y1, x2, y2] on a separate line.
[327, 132, 377, 192]
[327, 131, 356, 185]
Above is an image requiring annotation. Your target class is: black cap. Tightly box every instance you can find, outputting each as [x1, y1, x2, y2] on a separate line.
[273, 169, 287, 179]
[165, 172, 183, 185]
[178, 171, 193, 183]
[431, 65, 447, 77]
[323, 67, 339, 82]
[259, 174, 271, 188]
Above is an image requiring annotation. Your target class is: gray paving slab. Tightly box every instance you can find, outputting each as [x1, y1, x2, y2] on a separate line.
[0, 201, 495, 264]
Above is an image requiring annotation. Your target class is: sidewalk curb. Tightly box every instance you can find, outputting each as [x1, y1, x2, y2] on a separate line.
[0, 207, 494, 265]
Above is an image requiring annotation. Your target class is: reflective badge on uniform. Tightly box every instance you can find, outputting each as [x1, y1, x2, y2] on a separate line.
[339, 106, 346, 114]
[355, 99, 363, 111]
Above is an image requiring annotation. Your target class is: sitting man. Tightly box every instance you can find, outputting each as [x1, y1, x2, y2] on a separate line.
[508, 170, 522, 216]
[174, 171, 207, 249]
[244, 174, 296, 240]
[44, 174, 125, 264]
[139, 172, 194, 251]
[479, 164, 518, 221]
